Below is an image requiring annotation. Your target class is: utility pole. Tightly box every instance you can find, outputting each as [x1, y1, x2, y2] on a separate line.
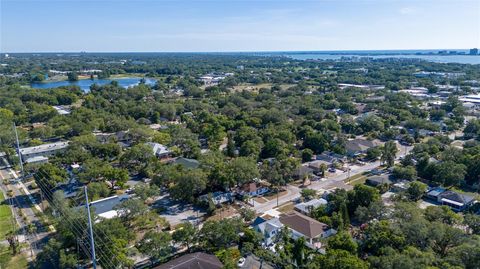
[84, 186, 97, 269]
[13, 123, 24, 181]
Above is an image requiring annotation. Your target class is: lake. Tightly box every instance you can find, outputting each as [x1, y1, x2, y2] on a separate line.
[31, 77, 157, 92]
[283, 53, 480, 64]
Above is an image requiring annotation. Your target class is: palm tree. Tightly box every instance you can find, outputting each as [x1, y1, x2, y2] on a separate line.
[381, 141, 398, 167]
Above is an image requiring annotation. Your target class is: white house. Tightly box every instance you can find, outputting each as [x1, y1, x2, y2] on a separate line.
[19, 141, 69, 160]
[253, 217, 284, 246]
[145, 142, 172, 159]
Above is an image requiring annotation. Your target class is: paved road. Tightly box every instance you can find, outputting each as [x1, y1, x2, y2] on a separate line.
[254, 143, 413, 214]
[0, 160, 50, 258]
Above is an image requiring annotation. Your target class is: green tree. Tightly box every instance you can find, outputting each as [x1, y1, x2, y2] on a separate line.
[169, 169, 207, 202]
[381, 141, 398, 168]
[120, 144, 154, 174]
[406, 181, 427, 201]
[327, 231, 358, 254]
[301, 188, 317, 201]
[172, 222, 197, 251]
[138, 231, 173, 262]
[366, 147, 382, 160]
[104, 166, 129, 190]
[464, 214, 480, 235]
[226, 157, 260, 188]
[307, 249, 368, 269]
[67, 72, 79, 81]
[302, 149, 314, 162]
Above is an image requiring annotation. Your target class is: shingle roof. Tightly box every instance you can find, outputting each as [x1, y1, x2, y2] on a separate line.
[440, 191, 475, 205]
[279, 211, 328, 239]
[153, 252, 223, 269]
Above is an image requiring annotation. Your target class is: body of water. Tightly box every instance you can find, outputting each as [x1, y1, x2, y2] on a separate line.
[283, 53, 480, 64]
[31, 77, 156, 92]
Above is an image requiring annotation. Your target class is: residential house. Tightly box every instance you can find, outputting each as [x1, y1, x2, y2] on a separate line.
[199, 191, 234, 206]
[279, 211, 336, 249]
[308, 160, 331, 175]
[19, 141, 69, 160]
[316, 151, 347, 164]
[88, 194, 130, 219]
[24, 156, 49, 165]
[345, 139, 381, 157]
[146, 142, 172, 159]
[294, 198, 328, 216]
[253, 217, 284, 246]
[239, 182, 269, 197]
[153, 252, 223, 269]
[294, 166, 314, 179]
[365, 175, 392, 187]
[391, 180, 411, 192]
[425, 188, 477, 211]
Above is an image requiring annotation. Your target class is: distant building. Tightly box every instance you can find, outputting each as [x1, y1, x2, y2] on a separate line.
[469, 48, 479, 55]
[52, 105, 71, 115]
[19, 141, 69, 160]
[459, 94, 480, 108]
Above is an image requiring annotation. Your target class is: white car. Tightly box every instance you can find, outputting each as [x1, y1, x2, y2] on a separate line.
[237, 257, 246, 267]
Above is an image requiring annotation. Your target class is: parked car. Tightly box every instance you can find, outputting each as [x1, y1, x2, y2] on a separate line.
[237, 257, 246, 267]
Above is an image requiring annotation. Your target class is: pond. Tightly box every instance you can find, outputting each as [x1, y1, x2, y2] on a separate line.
[31, 77, 157, 92]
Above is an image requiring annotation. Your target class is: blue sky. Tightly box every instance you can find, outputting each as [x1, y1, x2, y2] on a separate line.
[1, 0, 479, 52]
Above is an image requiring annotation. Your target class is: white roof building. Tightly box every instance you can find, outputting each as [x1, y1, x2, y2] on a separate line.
[145, 142, 171, 158]
[459, 94, 480, 104]
[19, 141, 69, 159]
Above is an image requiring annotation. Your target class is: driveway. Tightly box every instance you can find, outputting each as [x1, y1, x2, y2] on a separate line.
[153, 193, 205, 227]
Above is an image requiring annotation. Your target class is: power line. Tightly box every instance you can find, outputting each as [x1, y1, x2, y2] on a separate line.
[32, 177, 118, 269]
[33, 170, 123, 269]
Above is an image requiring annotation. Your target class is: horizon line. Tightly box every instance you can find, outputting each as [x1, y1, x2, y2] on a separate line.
[2, 48, 478, 54]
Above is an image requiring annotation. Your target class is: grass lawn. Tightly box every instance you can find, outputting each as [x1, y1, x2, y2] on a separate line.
[346, 174, 368, 186]
[0, 192, 14, 240]
[0, 247, 28, 269]
[277, 202, 295, 213]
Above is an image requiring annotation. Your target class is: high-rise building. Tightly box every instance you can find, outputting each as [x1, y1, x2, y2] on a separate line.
[469, 48, 479, 55]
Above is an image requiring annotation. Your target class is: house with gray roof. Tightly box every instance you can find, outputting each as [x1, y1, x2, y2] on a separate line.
[146, 142, 172, 159]
[89, 194, 130, 219]
[294, 198, 328, 216]
[345, 139, 381, 156]
[426, 187, 476, 211]
[253, 217, 284, 246]
[153, 252, 223, 269]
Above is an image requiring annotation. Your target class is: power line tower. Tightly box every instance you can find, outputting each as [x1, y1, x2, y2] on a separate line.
[13, 123, 25, 181]
[84, 186, 97, 269]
